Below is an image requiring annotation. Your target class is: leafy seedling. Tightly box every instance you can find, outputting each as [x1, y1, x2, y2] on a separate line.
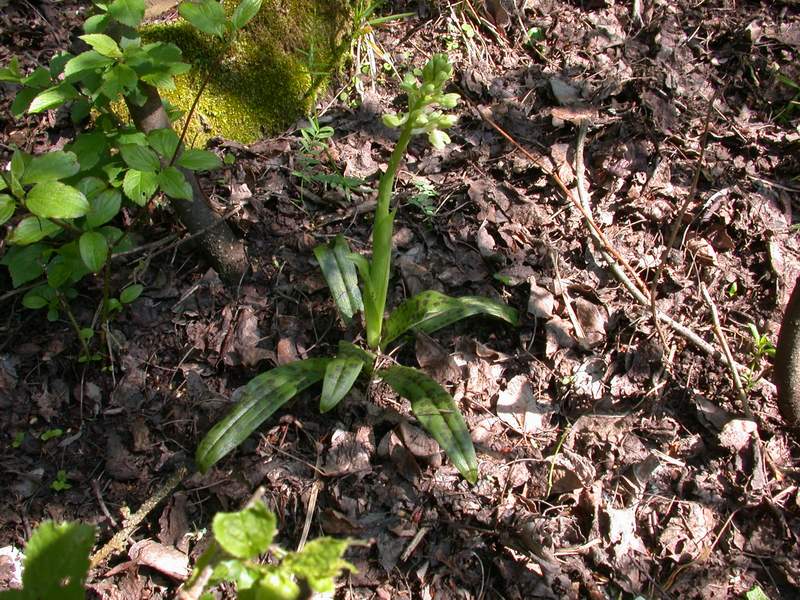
[196, 55, 518, 484]
[51, 470, 72, 492]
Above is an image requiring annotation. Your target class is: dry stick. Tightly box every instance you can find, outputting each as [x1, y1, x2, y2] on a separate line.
[700, 282, 752, 417]
[297, 453, 324, 552]
[648, 91, 718, 353]
[90, 465, 189, 569]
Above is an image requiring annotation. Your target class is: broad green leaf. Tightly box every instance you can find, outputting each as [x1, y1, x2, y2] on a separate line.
[119, 144, 160, 172]
[79, 231, 109, 272]
[76, 176, 108, 199]
[49, 52, 74, 79]
[28, 83, 79, 113]
[79, 34, 122, 58]
[196, 358, 329, 472]
[282, 538, 355, 594]
[11, 87, 38, 117]
[0, 194, 15, 225]
[314, 236, 363, 325]
[23, 66, 52, 88]
[158, 166, 193, 200]
[47, 254, 84, 288]
[212, 502, 276, 560]
[1, 244, 46, 286]
[382, 290, 518, 348]
[10, 149, 27, 183]
[84, 13, 110, 34]
[86, 189, 121, 228]
[108, 0, 145, 27]
[63, 51, 114, 77]
[23, 288, 50, 309]
[379, 365, 478, 483]
[746, 586, 771, 600]
[68, 132, 108, 171]
[22, 151, 80, 185]
[100, 63, 138, 98]
[336, 340, 375, 374]
[122, 169, 158, 205]
[26, 182, 89, 219]
[175, 149, 221, 171]
[320, 357, 363, 413]
[120, 283, 143, 303]
[231, 0, 262, 30]
[0, 56, 22, 83]
[20, 521, 95, 600]
[147, 128, 180, 159]
[179, 0, 227, 38]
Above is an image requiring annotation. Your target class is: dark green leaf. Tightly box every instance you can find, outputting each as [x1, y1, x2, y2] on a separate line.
[22, 151, 80, 185]
[21, 521, 95, 600]
[108, 0, 145, 27]
[49, 52, 74, 79]
[382, 290, 518, 348]
[84, 13, 110, 34]
[195, 358, 329, 472]
[282, 538, 356, 594]
[10, 150, 27, 183]
[179, 0, 227, 38]
[86, 189, 121, 228]
[158, 166, 193, 200]
[175, 149, 221, 171]
[147, 128, 180, 159]
[336, 340, 375, 375]
[119, 144, 160, 172]
[379, 365, 478, 483]
[1, 244, 46, 286]
[79, 231, 109, 272]
[314, 236, 363, 325]
[231, 0, 262, 30]
[212, 502, 276, 560]
[76, 176, 107, 199]
[28, 83, 79, 113]
[320, 358, 363, 413]
[0, 194, 15, 225]
[79, 34, 122, 58]
[68, 133, 107, 171]
[26, 182, 89, 219]
[120, 283, 143, 303]
[23, 66, 52, 88]
[11, 87, 38, 117]
[23, 288, 50, 310]
[122, 169, 159, 205]
[100, 63, 138, 98]
[64, 51, 114, 78]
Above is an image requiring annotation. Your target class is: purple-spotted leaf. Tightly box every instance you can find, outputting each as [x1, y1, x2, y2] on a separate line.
[320, 357, 363, 413]
[382, 290, 518, 348]
[314, 236, 363, 325]
[196, 358, 329, 472]
[378, 365, 478, 483]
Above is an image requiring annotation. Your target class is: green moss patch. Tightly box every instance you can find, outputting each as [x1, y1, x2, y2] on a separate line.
[143, 0, 351, 145]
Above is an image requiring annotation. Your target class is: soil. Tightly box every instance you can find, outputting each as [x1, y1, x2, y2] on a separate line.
[1, 1, 800, 599]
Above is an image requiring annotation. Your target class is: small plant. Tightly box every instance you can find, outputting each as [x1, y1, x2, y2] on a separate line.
[195, 55, 518, 484]
[181, 500, 355, 599]
[407, 177, 439, 219]
[743, 323, 776, 391]
[775, 71, 800, 122]
[51, 470, 72, 492]
[0, 0, 260, 361]
[11, 432, 25, 448]
[0, 520, 95, 599]
[40, 428, 64, 441]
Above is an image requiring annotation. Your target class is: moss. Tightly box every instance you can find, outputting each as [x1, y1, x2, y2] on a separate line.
[142, 0, 352, 145]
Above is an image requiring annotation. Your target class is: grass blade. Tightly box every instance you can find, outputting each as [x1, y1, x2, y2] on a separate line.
[320, 357, 363, 413]
[382, 290, 518, 348]
[378, 365, 478, 483]
[314, 236, 363, 324]
[196, 358, 329, 472]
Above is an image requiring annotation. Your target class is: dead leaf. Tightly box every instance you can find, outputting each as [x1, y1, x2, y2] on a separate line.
[527, 277, 554, 319]
[324, 427, 374, 476]
[129, 540, 189, 580]
[718, 418, 757, 452]
[659, 503, 716, 562]
[496, 375, 552, 434]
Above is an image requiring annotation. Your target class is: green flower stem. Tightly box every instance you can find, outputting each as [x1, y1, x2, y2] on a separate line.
[366, 107, 418, 349]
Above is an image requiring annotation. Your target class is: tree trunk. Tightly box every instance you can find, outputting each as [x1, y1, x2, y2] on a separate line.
[125, 84, 249, 284]
[775, 274, 800, 427]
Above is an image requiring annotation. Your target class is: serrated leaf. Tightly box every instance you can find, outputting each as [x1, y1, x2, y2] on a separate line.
[282, 538, 356, 594]
[119, 143, 160, 172]
[379, 365, 478, 483]
[175, 149, 221, 171]
[158, 166, 193, 200]
[64, 51, 114, 78]
[21, 521, 95, 600]
[86, 188, 121, 228]
[314, 236, 363, 325]
[79, 34, 122, 58]
[147, 128, 180, 159]
[120, 283, 143, 303]
[21, 151, 80, 185]
[320, 357, 363, 413]
[382, 290, 518, 348]
[179, 0, 227, 38]
[28, 83, 79, 113]
[26, 182, 89, 219]
[79, 231, 108, 272]
[231, 0, 262, 30]
[122, 169, 158, 205]
[212, 502, 276, 560]
[196, 358, 329, 472]
[108, 0, 145, 27]
[0, 194, 15, 225]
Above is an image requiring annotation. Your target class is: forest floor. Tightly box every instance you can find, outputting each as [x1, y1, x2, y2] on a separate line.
[1, 1, 800, 598]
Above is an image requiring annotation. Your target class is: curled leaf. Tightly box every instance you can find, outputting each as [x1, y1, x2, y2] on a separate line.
[314, 236, 363, 324]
